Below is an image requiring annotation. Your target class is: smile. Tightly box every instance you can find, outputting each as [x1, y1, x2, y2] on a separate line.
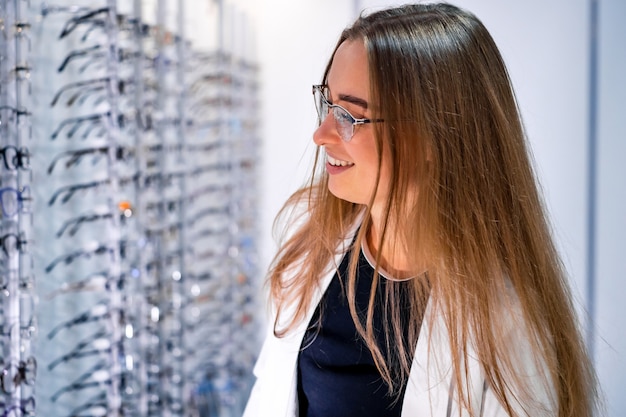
[327, 155, 354, 167]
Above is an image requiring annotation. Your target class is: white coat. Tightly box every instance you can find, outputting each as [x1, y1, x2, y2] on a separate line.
[243, 216, 556, 417]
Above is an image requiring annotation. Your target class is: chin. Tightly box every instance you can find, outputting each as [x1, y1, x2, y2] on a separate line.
[328, 186, 365, 205]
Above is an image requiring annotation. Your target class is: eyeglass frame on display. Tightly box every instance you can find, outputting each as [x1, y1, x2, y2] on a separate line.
[0, 356, 37, 395]
[0, 146, 31, 171]
[0, 186, 31, 218]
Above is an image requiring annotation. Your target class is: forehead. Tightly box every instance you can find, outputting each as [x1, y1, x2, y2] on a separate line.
[327, 39, 370, 101]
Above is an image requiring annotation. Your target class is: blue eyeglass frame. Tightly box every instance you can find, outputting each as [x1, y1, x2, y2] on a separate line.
[312, 84, 383, 142]
[0, 186, 31, 218]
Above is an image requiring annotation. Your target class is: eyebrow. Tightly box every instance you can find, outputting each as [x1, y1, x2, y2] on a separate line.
[337, 93, 369, 110]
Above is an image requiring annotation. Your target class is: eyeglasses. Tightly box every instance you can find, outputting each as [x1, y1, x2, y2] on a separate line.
[46, 303, 113, 340]
[0, 233, 27, 257]
[0, 146, 31, 171]
[47, 145, 135, 174]
[48, 329, 115, 371]
[0, 357, 37, 394]
[312, 84, 383, 142]
[50, 360, 109, 403]
[55, 211, 113, 238]
[44, 243, 114, 274]
[0, 186, 31, 218]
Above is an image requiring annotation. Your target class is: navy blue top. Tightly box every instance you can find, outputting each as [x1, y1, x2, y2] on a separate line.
[297, 245, 417, 417]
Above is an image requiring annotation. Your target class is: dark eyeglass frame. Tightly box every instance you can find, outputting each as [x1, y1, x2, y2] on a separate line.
[46, 303, 115, 340]
[312, 84, 383, 142]
[0, 233, 28, 257]
[58, 7, 110, 40]
[55, 211, 113, 237]
[47, 145, 135, 174]
[0, 357, 37, 394]
[50, 360, 119, 404]
[44, 244, 114, 274]
[0, 146, 30, 171]
[48, 329, 114, 371]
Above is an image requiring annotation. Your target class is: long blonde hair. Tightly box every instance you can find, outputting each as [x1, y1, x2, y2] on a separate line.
[269, 3, 597, 416]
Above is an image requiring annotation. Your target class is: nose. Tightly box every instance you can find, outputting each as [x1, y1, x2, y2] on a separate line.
[313, 111, 340, 146]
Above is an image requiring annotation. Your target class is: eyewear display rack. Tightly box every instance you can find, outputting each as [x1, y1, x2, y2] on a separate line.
[0, 0, 36, 416]
[0, 0, 261, 416]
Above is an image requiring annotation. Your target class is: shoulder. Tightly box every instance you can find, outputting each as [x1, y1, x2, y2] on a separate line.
[476, 281, 558, 416]
[411, 281, 558, 416]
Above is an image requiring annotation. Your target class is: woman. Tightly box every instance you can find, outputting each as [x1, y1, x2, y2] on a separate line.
[245, 3, 597, 416]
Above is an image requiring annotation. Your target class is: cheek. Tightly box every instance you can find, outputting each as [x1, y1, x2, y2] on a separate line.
[354, 149, 391, 200]
[353, 147, 380, 179]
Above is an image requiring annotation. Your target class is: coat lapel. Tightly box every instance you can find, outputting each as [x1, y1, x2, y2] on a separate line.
[257, 220, 361, 416]
[402, 302, 454, 416]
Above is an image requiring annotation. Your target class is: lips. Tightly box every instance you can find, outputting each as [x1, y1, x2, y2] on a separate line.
[326, 154, 354, 175]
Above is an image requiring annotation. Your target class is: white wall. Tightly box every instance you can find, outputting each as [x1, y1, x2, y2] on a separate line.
[242, 0, 356, 270]
[233, 0, 624, 414]
[596, 0, 626, 414]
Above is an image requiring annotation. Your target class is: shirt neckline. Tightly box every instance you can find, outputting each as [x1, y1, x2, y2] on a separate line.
[360, 238, 414, 282]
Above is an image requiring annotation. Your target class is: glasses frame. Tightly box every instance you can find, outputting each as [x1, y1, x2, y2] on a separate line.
[312, 84, 383, 142]
[0, 357, 37, 395]
[0, 186, 31, 218]
[0, 146, 31, 171]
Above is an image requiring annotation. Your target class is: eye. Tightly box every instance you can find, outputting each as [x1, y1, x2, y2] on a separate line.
[333, 107, 354, 125]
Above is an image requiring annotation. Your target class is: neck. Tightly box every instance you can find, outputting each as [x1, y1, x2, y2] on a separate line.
[365, 215, 412, 277]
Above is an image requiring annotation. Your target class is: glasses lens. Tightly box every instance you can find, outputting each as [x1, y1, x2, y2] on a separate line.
[0, 190, 19, 217]
[332, 107, 354, 142]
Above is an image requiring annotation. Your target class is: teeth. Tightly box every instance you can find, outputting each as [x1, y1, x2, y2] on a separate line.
[327, 155, 354, 167]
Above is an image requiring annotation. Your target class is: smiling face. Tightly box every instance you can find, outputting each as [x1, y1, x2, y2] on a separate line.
[313, 39, 392, 215]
